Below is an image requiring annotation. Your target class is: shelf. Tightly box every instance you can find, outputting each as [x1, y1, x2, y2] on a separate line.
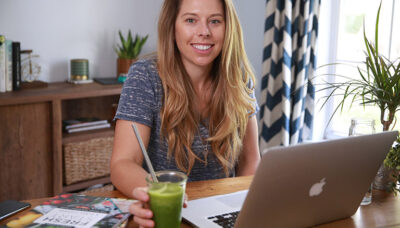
[63, 127, 115, 144]
[0, 81, 121, 200]
[62, 176, 111, 193]
[0, 82, 122, 106]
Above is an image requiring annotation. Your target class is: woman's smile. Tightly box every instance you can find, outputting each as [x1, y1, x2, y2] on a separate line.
[191, 43, 214, 52]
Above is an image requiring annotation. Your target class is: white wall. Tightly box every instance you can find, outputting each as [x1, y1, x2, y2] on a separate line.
[0, 0, 264, 100]
[233, 0, 264, 101]
[0, 0, 161, 82]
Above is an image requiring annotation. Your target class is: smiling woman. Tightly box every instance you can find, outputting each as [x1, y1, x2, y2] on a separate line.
[110, 0, 260, 227]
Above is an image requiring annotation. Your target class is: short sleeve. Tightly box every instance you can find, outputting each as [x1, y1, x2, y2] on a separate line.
[249, 89, 260, 117]
[248, 78, 259, 118]
[114, 60, 157, 127]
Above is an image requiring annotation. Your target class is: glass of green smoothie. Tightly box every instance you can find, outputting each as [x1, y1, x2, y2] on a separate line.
[146, 170, 187, 228]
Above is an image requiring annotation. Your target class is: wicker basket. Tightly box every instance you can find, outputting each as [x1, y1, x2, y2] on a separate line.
[63, 137, 113, 185]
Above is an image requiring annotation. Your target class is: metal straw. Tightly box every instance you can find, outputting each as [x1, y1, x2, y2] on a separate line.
[131, 123, 158, 182]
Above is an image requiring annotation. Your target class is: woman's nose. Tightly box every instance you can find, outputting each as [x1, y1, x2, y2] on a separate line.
[197, 23, 210, 37]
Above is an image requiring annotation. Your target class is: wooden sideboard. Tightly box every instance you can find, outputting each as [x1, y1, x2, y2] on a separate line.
[0, 82, 122, 201]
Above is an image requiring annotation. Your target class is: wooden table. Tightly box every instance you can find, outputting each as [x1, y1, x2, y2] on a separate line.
[2, 176, 400, 227]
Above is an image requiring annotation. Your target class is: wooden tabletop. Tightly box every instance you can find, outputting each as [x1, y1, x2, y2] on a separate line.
[1, 175, 399, 227]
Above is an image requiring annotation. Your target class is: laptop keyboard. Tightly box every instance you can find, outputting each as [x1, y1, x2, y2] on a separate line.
[207, 211, 240, 228]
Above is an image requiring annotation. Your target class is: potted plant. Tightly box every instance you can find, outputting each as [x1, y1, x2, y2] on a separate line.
[384, 134, 400, 195]
[317, 3, 400, 191]
[114, 30, 148, 78]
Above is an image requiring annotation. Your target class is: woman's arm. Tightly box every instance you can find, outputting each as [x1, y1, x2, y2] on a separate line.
[110, 119, 150, 198]
[236, 115, 260, 176]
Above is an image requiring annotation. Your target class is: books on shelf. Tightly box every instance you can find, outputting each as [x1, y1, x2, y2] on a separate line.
[12, 41, 21, 91]
[66, 123, 111, 133]
[4, 193, 135, 228]
[5, 40, 13, 91]
[63, 117, 111, 133]
[0, 35, 5, 93]
[1, 36, 16, 93]
[64, 118, 108, 129]
[0, 34, 27, 93]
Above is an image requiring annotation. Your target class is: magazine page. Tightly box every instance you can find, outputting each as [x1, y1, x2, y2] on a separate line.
[4, 194, 134, 228]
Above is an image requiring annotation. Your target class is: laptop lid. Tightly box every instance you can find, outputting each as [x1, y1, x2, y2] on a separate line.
[182, 131, 397, 228]
[235, 131, 398, 228]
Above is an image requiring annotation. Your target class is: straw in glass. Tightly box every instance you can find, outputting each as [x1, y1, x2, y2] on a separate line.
[131, 123, 158, 182]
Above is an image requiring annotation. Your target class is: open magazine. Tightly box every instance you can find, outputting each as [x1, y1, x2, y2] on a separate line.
[4, 194, 136, 228]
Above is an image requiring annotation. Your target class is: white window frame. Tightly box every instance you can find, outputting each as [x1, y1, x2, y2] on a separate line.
[313, 0, 398, 140]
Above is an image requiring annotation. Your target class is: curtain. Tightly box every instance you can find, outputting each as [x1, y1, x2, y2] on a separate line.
[259, 0, 321, 150]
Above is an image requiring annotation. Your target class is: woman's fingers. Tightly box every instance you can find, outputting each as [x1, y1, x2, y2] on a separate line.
[130, 201, 154, 227]
[130, 187, 154, 227]
[133, 187, 150, 202]
[134, 215, 155, 228]
[183, 193, 188, 208]
[130, 202, 153, 218]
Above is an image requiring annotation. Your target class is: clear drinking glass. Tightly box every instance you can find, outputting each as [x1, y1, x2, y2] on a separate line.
[349, 118, 375, 206]
[146, 171, 187, 228]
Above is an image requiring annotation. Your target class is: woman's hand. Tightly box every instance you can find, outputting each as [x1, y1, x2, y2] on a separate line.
[129, 186, 189, 228]
[130, 187, 154, 228]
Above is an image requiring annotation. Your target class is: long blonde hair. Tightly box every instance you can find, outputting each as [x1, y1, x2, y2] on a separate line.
[157, 0, 256, 176]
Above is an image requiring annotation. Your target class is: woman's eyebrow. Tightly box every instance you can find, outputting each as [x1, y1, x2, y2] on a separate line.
[181, 12, 197, 17]
[181, 12, 224, 18]
[209, 13, 224, 17]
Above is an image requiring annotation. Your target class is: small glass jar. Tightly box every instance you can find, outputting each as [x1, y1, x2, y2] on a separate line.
[349, 118, 376, 136]
[349, 118, 375, 206]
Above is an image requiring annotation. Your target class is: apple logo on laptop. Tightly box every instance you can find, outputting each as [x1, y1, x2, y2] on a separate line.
[309, 178, 326, 197]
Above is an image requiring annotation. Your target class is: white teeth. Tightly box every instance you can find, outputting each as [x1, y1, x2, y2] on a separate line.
[193, 44, 212, 50]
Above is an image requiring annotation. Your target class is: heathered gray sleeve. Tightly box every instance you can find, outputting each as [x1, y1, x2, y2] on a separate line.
[114, 60, 157, 126]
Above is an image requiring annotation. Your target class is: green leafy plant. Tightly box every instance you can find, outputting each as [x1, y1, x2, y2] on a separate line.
[115, 30, 148, 59]
[317, 2, 400, 130]
[384, 134, 400, 195]
[316, 2, 400, 192]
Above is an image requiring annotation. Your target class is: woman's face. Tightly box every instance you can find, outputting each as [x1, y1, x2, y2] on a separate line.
[175, 0, 225, 72]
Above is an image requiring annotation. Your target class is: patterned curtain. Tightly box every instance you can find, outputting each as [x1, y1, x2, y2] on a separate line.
[259, 0, 320, 150]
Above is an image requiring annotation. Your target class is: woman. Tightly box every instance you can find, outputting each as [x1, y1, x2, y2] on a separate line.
[110, 0, 260, 226]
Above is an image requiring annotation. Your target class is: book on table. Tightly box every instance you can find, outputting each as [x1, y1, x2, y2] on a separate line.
[3, 193, 136, 228]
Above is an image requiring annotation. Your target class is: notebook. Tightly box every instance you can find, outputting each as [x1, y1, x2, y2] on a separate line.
[182, 131, 398, 228]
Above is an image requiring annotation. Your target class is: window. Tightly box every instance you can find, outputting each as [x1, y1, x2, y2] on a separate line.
[314, 0, 400, 139]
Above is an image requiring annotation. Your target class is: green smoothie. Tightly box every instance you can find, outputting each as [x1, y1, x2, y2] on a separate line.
[148, 182, 185, 228]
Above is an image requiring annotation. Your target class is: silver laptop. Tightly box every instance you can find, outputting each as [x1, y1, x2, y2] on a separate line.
[182, 131, 398, 228]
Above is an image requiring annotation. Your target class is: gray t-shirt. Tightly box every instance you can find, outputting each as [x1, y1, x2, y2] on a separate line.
[115, 58, 258, 182]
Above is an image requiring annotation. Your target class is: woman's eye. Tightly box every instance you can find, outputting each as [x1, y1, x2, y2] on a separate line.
[210, 19, 220, 24]
[186, 18, 195, 23]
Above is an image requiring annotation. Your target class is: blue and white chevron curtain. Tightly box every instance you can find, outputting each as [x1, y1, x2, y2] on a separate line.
[259, 0, 320, 150]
